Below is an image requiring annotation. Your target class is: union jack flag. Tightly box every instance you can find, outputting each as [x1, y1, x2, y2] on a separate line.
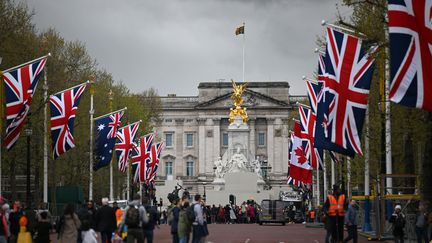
[115, 122, 140, 172]
[50, 82, 87, 159]
[147, 142, 163, 184]
[315, 27, 376, 156]
[3, 57, 47, 149]
[298, 103, 323, 170]
[388, 0, 432, 111]
[131, 134, 154, 183]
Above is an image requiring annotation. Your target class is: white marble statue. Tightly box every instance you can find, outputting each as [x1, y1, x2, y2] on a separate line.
[251, 159, 263, 179]
[228, 147, 248, 173]
[214, 156, 224, 179]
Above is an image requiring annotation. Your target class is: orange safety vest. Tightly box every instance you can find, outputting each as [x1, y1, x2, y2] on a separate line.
[310, 211, 315, 219]
[327, 194, 345, 216]
[115, 208, 123, 226]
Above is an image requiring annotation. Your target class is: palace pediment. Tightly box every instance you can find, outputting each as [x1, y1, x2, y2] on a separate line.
[195, 89, 290, 110]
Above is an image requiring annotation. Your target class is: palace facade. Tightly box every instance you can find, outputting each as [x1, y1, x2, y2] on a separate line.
[153, 81, 304, 197]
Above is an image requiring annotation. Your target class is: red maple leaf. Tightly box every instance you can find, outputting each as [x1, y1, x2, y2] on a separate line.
[294, 147, 307, 165]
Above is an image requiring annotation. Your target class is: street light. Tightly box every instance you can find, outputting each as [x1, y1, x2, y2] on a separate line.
[24, 127, 33, 207]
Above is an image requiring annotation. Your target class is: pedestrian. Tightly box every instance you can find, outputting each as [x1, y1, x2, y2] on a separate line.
[34, 211, 51, 243]
[142, 196, 158, 243]
[191, 194, 208, 243]
[23, 203, 37, 237]
[9, 201, 24, 243]
[36, 202, 52, 224]
[81, 219, 98, 243]
[415, 203, 429, 243]
[343, 199, 358, 243]
[0, 206, 9, 243]
[160, 210, 167, 225]
[178, 196, 191, 243]
[218, 206, 225, 224]
[324, 185, 347, 243]
[321, 210, 332, 243]
[310, 209, 316, 223]
[120, 194, 149, 243]
[87, 200, 97, 230]
[389, 205, 406, 243]
[169, 196, 181, 243]
[58, 203, 81, 243]
[229, 205, 237, 224]
[95, 197, 116, 243]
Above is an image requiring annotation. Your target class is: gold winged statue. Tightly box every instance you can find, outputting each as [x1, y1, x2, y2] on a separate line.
[229, 79, 249, 124]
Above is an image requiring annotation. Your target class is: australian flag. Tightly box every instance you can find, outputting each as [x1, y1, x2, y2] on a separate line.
[94, 110, 125, 170]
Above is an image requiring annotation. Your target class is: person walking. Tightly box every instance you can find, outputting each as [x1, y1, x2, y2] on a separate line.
[142, 196, 158, 243]
[34, 211, 51, 243]
[0, 207, 9, 243]
[58, 204, 81, 243]
[415, 203, 429, 243]
[95, 197, 116, 243]
[120, 194, 149, 243]
[324, 185, 347, 243]
[343, 200, 358, 243]
[9, 201, 24, 243]
[191, 194, 208, 243]
[178, 196, 191, 243]
[169, 197, 181, 243]
[86, 201, 97, 230]
[390, 205, 406, 243]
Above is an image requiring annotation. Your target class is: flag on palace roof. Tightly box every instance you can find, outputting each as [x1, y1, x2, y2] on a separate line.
[314, 27, 376, 157]
[388, 0, 432, 112]
[94, 110, 125, 170]
[50, 82, 87, 159]
[235, 25, 245, 35]
[3, 56, 47, 150]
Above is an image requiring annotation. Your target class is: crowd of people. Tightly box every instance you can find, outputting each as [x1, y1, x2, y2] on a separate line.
[309, 184, 432, 243]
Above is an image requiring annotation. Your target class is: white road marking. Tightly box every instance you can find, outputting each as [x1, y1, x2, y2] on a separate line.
[245, 239, 250, 243]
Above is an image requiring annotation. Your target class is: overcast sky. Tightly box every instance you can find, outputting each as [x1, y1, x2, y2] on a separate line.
[27, 0, 349, 96]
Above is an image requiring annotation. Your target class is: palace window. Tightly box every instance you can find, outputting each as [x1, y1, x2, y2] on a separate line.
[222, 133, 228, 147]
[165, 161, 173, 176]
[186, 133, 194, 147]
[165, 133, 173, 148]
[186, 161, 194, 177]
[258, 132, 266, 146]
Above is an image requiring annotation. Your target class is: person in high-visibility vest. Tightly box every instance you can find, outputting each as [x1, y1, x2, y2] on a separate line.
[324, 184, 347, 243]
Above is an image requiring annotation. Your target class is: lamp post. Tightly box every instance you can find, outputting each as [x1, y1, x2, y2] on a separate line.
[24, 127, 33, 207]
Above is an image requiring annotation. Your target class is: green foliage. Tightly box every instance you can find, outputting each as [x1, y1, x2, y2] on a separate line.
[0, 0, 161, 204]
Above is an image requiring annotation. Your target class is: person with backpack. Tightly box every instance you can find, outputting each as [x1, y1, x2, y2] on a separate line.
[390, 205, 406, 243]
[168, 197, 181, 243]
[178, 196, 192, 243]
[120, 194, 149, 243]
[142, 196, 158, 243]
[34, 211, 51, 243]
[191, 194, 207, 243]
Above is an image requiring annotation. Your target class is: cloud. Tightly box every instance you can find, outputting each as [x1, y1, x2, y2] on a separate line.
[27, 0, 347, 96]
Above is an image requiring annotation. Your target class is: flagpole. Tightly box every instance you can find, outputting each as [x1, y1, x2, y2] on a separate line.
[323, 152, 327, 201]
[242, 22, 245, 82]
[2, 54, 50, 73]
[316, 167, 320, 205]
[331, 156, 335, 187]
[89, 77, 95, 200]
[94, 107, 127, 120]
[43, 67, 49, 203]
[384, 15, 393, 194]
[347, 156, 351, 197]
[363, 106, 372, 231]
[52, 81, 89, 96]
[108, 90, 114, 201]
[127, 159, 130, 200]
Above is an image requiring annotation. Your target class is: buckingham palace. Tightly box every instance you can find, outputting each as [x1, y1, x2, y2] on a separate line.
[152, 81, 304, 199]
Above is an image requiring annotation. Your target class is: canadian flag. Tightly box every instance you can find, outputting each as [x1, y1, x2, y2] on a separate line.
[287, 121, 313, 186]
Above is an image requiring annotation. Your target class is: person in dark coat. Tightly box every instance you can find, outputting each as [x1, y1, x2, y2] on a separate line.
[95, 197, 116, 243]
[142, 197, 158, 243]
[390, 205, 406, 243]
[87, 200, 97, 229]
[170, 197, 181, 243]
[34, 211, 52, 243]
[8, 201, 24, 243]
